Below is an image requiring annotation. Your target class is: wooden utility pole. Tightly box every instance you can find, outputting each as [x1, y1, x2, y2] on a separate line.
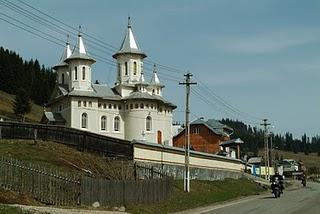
[179, 72, 196, 192]
[261, 119, 271, 180]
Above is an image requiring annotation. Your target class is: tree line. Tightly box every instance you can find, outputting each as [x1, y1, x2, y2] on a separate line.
[0, 46, 56, 106]
[221, 118, 320, 156]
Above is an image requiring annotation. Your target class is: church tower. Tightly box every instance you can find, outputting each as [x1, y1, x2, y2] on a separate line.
[53, 36, 71, 87]
[112, 17, 147, 97]
[65, 30, 96, 91]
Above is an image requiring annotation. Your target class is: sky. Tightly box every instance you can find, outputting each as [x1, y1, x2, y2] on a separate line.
[0, 0, 319, 138]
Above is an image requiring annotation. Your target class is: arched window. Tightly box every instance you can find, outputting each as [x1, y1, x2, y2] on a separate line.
[117, 63, 121, 79]
[125, 62, 128, 75]
[82, 66, 85, 80]
[133, 61, 137, 75]
[75, 66, 78, 80]
[81, 113, 87, 128]
[101, 116, 106, 131]
[61, 73, 65, 84]
[114, 116, 120, 131]
[146, 116, 152, 131]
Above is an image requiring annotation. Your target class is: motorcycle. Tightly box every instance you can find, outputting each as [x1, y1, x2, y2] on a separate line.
[271, 178, 282, 198]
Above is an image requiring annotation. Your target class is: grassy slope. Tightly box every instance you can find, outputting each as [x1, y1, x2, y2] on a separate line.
[0, 90, 43, 122]
[127, 178, 265, 214]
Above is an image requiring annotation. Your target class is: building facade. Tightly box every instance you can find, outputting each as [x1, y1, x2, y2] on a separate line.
[44, 19, 176, 145]
[173, 118, 233, 154]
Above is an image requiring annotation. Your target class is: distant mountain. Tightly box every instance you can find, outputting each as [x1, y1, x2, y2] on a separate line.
[0, 46, 56, 105]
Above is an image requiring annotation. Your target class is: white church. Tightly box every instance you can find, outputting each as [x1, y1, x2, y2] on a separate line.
[43, 19, 176, 145]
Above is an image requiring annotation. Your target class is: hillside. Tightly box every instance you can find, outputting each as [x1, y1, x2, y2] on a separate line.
[0, 90, 43, 122]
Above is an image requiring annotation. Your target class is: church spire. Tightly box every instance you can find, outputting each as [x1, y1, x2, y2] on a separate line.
[65, 26, 95, 64]
[150, 64, 161, 84]
[53, 35, 72, 70]
[112, 17, 147, 59]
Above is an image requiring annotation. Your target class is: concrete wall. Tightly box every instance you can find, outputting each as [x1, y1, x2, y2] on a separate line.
[133, 141, 245, 180]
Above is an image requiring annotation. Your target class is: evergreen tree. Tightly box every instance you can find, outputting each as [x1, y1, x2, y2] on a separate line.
[13, 89, 31, 121]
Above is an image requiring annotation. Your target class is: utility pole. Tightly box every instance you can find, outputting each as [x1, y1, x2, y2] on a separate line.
[179, 72, 197, 192]
[261, 119, 271, 180]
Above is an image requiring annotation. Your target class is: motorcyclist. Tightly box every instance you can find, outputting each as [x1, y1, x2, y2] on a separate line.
[271, 171, 284, 193]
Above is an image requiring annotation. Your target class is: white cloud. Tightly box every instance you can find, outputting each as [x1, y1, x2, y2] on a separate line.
[214, 29, 320, 54]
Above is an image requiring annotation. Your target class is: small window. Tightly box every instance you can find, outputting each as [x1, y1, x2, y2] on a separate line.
[61, 73, 65, 84]
[151, 104, 154, 109]
[192, 128, 200, 134]
[130, 104, 133, 109]
[78, 100, 81, 107]
[83, 101, 87, 107]
[81, 113, 88, 129]
[101, 116, 106, 131]
[125, 62, 128, 75]
[113, 104, 117, 109]
[98, 103, 101, 108]
[159, 108, 163, 113]
[152, 89, 155, 94]
[146, 116, 152, 131]
[157, 88, 159, 94]
[118, 105, 122, 110]
[146, 103, 149, 108]
[82, 66, 86, 80]
[89, 101, 92, 107]
[108, 104, 112, 109]
[135, 103, 139, 109]
[133, 61, 137, 75]
[114, 116, 120, 131]
[75, 66, 78, 80]
[117, 63, 121, 77]
[140, 103, 144, 109]
[103, 104, 106, 109]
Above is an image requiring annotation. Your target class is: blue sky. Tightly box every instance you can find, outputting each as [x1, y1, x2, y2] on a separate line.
[0, 0, 319, 137]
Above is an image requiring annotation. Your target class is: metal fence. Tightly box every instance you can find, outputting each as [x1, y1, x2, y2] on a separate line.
[0, 156, 173, 206]
[0, 121, 133, 159]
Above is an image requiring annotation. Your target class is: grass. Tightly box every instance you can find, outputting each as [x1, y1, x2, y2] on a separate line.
[127, 178, 265, 214]
[0, 205, 28, 214]
[0, 90, 43, 122]
[0, 139, 132, 179]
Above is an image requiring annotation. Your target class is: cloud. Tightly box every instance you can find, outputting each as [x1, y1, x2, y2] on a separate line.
[214, 29, 320, 54]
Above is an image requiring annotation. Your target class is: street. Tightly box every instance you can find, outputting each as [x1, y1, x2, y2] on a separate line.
[180, 181, 320, 214]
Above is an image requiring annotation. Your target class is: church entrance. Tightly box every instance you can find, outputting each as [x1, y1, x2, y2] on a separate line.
[157, 130, 162, 144]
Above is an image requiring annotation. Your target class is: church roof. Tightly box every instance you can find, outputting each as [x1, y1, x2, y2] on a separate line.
[65, 33, 96, 63]
[53, 40, 71, 70]
[68, 84, 121, 100]
[112, 17, 147, 59]
[123, 91, 176, 108]
[149, 66, 164, 87]
[42, 112, 66, 123]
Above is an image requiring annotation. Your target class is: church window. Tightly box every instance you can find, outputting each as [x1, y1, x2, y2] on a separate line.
[114, 116, 120, 131]
[125, 62, 128, 75]
[103, 104, 106, 109]
[140, 103, 144, 109]
[82, 66, 86, 80]
[61, 73, 65, 84]
[101, 116, 107, 131]
[108, 104, 112, 109]
[130, 104, 133, 109]
[118, 105, 122, 110]
[157, 88, 160, 94]
[146, 116, 152, 131]
[135, 103, 139, 109]
[98, 103, 101, 108]
[133, 61, 137, 75]
[75, 66, 78, 80]
[146, 103, 149, 108]
[83, 101, 87, 107]
[89, 101, 92, 107]
[152, 89, 155, 94]
[81, 113, 88, 129]
[151, 104, 154, 109]
[159, 107, 163, 113]
[192, 127, 200, 134]
[113, 104, 117, 109]
[78, 101, 81, 107]
[117, 63, 121, 77]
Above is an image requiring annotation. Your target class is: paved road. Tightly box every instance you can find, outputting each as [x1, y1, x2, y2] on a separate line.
[181, 181, 320, 214]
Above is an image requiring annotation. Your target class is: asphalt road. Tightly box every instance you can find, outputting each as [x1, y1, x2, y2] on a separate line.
[180, 181, 320, 214]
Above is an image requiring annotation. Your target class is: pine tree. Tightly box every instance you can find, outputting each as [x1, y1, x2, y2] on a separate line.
[13, 89, 31, 121]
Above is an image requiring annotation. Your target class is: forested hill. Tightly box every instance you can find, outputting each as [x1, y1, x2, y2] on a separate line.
[0, 47, 56, 105]
[221, 118, 320, 156]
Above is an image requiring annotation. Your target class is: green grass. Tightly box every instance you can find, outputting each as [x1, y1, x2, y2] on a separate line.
[127, 178, 265, 214]
[0, 205, 31, 214]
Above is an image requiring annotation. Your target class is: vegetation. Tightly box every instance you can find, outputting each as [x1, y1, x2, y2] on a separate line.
[0, 90, 43, 122]
[0, 46, 56, 106]
[13, 89, 31, 121]
[221, 119, 320, 157]
[127, 178, 265, 214]
[0, 205, 31, 214]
